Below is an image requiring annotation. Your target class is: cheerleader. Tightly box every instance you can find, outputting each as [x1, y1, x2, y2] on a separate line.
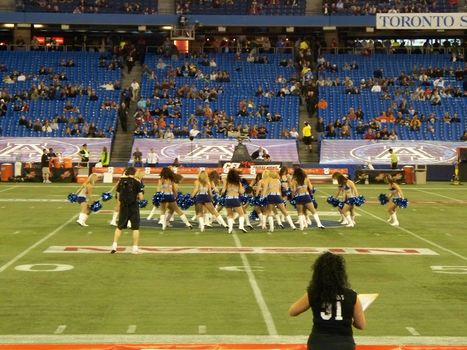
[250, 173, 266, 227]
[221, 168, 247, 234]
[291, 168, 324, 230]
[191, 170, 227, 231]
[332, 171, 350, 225]
[159, 167, 192, 230]
[76, 173, 98, 227]
[336, 174, 358, 227]
[385, 175, 404, 226]
[262, 170, 296, 232]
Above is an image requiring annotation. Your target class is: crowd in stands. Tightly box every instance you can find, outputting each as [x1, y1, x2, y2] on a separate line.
[18, 0, 158, 14]
[176, 0, 304, 15]
[322, 0, 459, 15]
[313, 48, 466, 141]
[132, 49, 300, 140]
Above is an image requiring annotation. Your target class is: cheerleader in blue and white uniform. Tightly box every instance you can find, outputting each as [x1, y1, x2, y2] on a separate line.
[385, 175, 404, 226]
[221, 169, 247, 234]
[191, 170, 227, 231]
[336, 174, 359, 228]
[262, 170, 296, 232]
[291, 168, 324, 230]
[76, 173, 98, 227]
[158, 167, 192, 230]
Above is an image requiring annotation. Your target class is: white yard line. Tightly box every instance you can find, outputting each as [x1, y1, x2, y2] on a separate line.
[0, 335, 466, 345]
[0, 215, 78, 273]
[358, 207, 467, 262]
[406, 327, 420, 336]
[126, 325, 137, 334]
[232, 233, 278, 337]
[411, 188, 464, 203]
[54, 325, 67, 334]
[0, 186, 17, 193]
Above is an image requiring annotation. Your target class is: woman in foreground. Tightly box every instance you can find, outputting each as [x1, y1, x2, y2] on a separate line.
[289, 252, 366, 350]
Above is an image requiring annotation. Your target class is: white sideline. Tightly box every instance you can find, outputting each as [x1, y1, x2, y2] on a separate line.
[358, 207, 467, 262]
[232, 233, 278, 336]
[0, 186, 17, 193]
[0, 215, 78, 273]
[411, 188, 464, 203]
[0, 335, 467, 345]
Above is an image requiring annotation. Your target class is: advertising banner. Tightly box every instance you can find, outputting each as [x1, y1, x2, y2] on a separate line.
[0, 138, 111, 163]
[320, 140, 465, 165]
[132, 139, 299, 165]
[376, 13, 467, 30]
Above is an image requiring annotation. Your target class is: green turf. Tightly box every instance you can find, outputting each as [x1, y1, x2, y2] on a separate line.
[0, 182, 466, 337]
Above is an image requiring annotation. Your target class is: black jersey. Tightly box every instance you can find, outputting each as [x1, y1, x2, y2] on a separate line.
[309, 288, 357, 337]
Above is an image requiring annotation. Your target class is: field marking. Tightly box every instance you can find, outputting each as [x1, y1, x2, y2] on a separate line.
[0, 186, 17, 193]
[53, 325, 67, 334]
[0, 215, 78, 273]
[1, 335, 467, 345]
[43, 246, 439, 255]
[126, 325, 137, 334]
[358, 208, 467, 262]
[406, 327, 420, 336]
[232, 233, 278, 336]
[411, 188, 464, 203]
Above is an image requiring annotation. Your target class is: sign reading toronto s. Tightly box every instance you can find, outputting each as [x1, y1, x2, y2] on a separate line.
[376, 13, 467, 30]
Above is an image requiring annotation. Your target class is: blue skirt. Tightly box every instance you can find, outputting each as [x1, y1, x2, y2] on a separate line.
[161, 193, 175, 203]
[267, 194, 283, 205]
[77, 196, 87, 204]
[225, 197, 241, 208]
[196, 194, 211, 204]
[295, 194, 312, 205]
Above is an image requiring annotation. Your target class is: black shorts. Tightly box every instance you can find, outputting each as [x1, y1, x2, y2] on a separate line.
[303, 136, 312, 145]
[118, 204, 140, 230]
[307, 334, 355, 350]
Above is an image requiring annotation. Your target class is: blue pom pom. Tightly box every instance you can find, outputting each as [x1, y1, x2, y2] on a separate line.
[89, 200, 102, 212]
[67, 193, 78, 203]
[337, 201, 345, 209]
[290, 197, 297, 208]
[152, 192, 163, 207]
[240, 194, 250, 205]
[101, 192, 113, 202]
[77, 196, 87, 204]
[285, 189, 292, 200]
[355, 195, 366, 207]
[258, 196, 268, 207]
[177, 193, 194, 210]
[393, 197, 409, 208]
[138, 199, 148, 208]
[217, 195, 226, 207]
[378, 193, 389, 205]
[327, 196, 342, 208]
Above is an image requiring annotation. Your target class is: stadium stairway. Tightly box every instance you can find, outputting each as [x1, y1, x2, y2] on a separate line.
[298, 100, 320, 165]
[109, 63, 142, 164]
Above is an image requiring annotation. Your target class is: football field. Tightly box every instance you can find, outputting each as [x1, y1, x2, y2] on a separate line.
[0, 182, 466, 348]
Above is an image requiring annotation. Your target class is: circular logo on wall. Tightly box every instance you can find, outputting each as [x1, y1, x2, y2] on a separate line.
[350, 142, 457, 165]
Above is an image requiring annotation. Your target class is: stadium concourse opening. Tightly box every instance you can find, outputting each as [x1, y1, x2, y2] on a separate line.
[2, 344, 467, 350]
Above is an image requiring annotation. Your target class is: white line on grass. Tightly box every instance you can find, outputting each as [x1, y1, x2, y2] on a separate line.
[1, 335, 467, 345]
[0, 186, 17, 193]
[406, 327, 420, 336]
[231, 233, 278, 336]
[54, 325, 67, 334]
[411, 188, 464, 203]
[126, 325, 137, 334]
[0, 215, 78, 273]
[357, 207, 467, 262]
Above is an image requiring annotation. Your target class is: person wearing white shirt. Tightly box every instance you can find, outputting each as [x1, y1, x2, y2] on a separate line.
[289, 128, 299, 139]
[189, 125, 201, 138]
[146, 148, 159, 167]
[433, 77, 444, 89]
[371, 82, 381, 93]
[130, 79, 140, 101]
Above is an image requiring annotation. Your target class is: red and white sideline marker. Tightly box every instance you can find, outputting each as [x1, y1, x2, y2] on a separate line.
[43, 246, 439, 255]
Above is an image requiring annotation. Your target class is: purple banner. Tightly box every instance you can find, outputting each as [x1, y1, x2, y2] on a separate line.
[132, 139, 299, 165]
[320, 140, 465, 165]
[0, 138, 111, 163]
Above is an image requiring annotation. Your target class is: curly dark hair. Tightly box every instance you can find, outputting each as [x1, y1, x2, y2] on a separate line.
[160, 167, 176, 181]
[226, 168, 241, 185]
[307, 252, 350, 304]
[208, 170, 220, 186]
[292, 167, 307, 186]
[124, 166, 136, 176]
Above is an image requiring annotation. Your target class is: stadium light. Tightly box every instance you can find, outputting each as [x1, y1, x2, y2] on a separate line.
[218, 26, 226, 32]
[322, 26, 336, 31]
[162, 25, 173, 30]
[4, 24, 15, 28]
[17, 23, 31, 28]
[33, 24, 44, 28]
[286, 26, 294, 33]
[138, 25, 147, 32]
[61, 24, 70, 30]
[366, 27, 374, 32]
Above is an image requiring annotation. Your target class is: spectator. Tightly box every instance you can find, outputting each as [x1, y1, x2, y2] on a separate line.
[146, 148, 159, 167]
[132, 147, 143, 167]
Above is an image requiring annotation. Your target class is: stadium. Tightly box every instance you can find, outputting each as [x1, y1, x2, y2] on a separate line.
[0, 0, 466, 349]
